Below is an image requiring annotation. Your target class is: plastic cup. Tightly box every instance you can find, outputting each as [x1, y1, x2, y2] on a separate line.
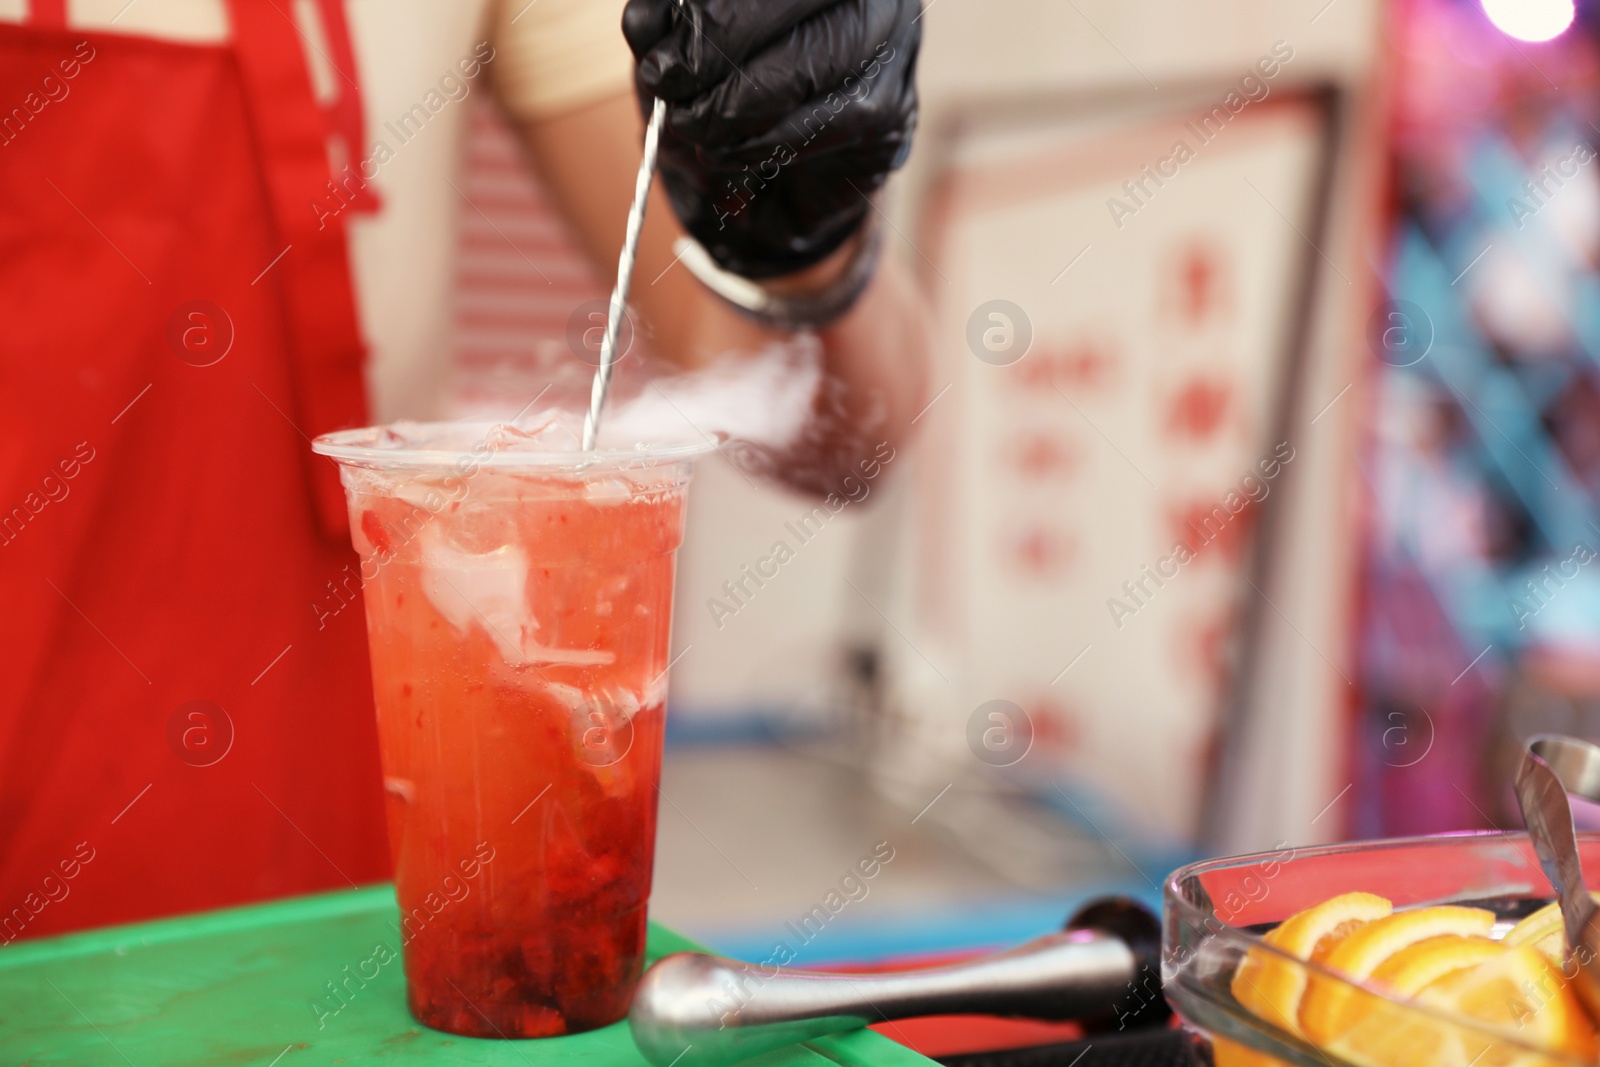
[313, 422, 708, 1038]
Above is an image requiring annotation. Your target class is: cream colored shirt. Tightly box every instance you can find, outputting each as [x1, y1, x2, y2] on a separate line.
[2, 0, 635, 420]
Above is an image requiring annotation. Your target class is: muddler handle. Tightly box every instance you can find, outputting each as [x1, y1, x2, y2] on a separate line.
[628, 897, 1168, 1067]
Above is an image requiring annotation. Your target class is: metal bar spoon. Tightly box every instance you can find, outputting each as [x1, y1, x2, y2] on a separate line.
[581, 0, 689, 451]
[1513, 733, 1600, 1019]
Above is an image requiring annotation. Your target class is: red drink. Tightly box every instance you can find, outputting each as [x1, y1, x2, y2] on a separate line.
[316, 425, 702, 1038]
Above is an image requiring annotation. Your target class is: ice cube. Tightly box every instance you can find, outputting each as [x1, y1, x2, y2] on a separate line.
[482, 411, 582, 454]
[445, 501, 519, 555]
[521, 642, 616, 667]
[542, 682, 587, 712]
[420, 527, 530, 667]
[419, 525, 616, 669]
[583, 478, 634, 506]
[643, 669, 669, 711]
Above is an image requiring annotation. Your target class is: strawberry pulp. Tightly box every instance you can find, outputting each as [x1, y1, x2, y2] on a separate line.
[344, 465, 688, 1038]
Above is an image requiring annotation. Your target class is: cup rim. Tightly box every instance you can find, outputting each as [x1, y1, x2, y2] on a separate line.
[312, 422, 720, 472]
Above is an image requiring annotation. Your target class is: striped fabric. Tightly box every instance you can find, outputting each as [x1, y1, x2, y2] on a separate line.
[449, 98, 608, 416]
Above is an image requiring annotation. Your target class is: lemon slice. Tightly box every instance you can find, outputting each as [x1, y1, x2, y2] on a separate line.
[1230, 891, 1392, 1036]
[1505, 900, 1565, 947]
[1505, 903, 1566, 967]
[1299, 906, 1496, 1045]
[1504, 895, 1600, 967]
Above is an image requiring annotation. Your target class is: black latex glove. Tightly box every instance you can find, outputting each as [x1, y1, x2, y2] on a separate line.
[623, 0, 921, 280]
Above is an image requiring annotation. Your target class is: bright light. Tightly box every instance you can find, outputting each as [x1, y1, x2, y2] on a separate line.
[1482, 0, 1575, 42]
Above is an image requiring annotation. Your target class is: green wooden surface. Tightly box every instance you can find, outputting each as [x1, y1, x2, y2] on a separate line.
[0, 885, 936, 1067]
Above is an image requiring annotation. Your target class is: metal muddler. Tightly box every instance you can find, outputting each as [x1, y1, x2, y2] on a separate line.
[1513, 733, 1600, 1018]
[628, 898, 1168, 1067]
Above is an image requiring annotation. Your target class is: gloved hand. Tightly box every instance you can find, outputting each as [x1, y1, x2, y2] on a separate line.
[622, 0, 921, 280]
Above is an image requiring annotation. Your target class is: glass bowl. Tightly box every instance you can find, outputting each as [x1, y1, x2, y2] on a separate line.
[1163, 831, 1600, 1067]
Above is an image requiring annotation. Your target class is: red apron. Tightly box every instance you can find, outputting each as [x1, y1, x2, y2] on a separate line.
[0, 0, 389, 938]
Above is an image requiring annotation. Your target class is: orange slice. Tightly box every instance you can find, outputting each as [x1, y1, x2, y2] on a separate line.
[1299, 905, 1496, 1045]
[1322, 940, 1596, 1067]
[1230, 891, 1392, 1036]
[1209, 1035, 1289, 1067]
[1310, 935, 1508, 1066]
[1419, 943, 1598, 1064]
[1323, 1005, 1473, 1067]
[1367, 934, 1507, 997]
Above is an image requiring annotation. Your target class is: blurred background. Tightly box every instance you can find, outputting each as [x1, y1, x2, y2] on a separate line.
[432, 0, 1599, 997]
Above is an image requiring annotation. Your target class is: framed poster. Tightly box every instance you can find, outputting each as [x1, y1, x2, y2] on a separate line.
[880, 86, 1341, 846]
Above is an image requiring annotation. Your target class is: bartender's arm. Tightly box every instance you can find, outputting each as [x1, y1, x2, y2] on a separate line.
[506, 0, 927, 496]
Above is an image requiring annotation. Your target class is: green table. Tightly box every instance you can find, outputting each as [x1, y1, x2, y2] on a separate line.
[0, 885, 937, 1067]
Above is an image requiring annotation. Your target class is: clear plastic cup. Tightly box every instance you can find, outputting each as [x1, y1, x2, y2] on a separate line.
[314, 421, 708, 1038]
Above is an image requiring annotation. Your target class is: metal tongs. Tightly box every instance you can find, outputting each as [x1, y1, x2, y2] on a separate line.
[1514, 733, 1600, 1018]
